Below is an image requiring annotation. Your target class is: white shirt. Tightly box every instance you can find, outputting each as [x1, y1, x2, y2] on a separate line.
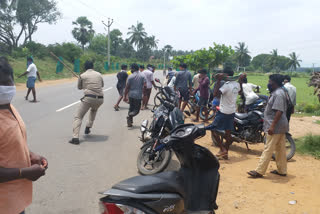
[143, 69, 154, 89]
[242, 83, 259, 105]
[284, 82, 297, 106]
[192, 73, 200, 89]
[219, 81, 240, 114]
[168, 76, 176, 88]
[26, 63, 37, 78]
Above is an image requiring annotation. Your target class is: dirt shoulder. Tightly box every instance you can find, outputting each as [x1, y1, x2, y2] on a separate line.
[186, 117, 320, 214]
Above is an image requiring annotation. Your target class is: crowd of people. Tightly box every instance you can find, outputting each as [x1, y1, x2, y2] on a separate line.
[0, 55, 297, 213]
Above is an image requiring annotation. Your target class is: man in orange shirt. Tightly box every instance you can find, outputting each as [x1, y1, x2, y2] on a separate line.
[0, 56, 48, 214]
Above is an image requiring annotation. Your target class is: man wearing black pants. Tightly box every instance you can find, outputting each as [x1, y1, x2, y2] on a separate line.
[124, 63, 146, 127]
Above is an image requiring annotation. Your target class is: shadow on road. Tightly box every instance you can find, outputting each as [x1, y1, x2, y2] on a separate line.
[83, 134, 109, 142]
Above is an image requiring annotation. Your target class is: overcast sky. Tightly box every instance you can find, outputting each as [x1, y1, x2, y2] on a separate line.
[33, 0, 320, 67]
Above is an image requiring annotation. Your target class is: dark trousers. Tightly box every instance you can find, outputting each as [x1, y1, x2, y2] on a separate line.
[20, 211, 25, 214]
[286, 106, 294, 122]
[128, 97, 142, 121]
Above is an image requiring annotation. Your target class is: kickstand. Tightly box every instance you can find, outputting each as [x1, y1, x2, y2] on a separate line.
[245, 142, 250, 151]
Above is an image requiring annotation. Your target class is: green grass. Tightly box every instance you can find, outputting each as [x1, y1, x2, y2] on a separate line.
[247, 74, 319, 108]
[316, 120, 320, 125]
[296, 135, 320, 159]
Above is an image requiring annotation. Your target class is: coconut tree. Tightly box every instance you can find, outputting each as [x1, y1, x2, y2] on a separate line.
[144, 35, 159, 50]
[127, 21, 147, 50]
[287, 52, 302, 71]
[269, 49, 279, 72]
[72, 16, 95, 51]
[234, 42, 250, 70]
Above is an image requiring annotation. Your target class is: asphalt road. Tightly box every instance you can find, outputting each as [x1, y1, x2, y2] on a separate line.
[12, 72, 178, 214]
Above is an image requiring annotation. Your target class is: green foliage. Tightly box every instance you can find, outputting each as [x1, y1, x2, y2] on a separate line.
[89, 34, 107, 55]
[234, 42, 251, 68]
[287, 52, 302, 71]
[0, 0, 60, 51]
[47, 43, 82, 62]
[23, 41, 48, 59]
[296, 135, 320, 159]
[127, 21, 147, 50]
[72, 16, 95, 51]
[79, 52, 105, 73]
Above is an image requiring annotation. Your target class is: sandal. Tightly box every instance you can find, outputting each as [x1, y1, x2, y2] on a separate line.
[247, 170, 263, 178]
[114, 106, 120, 111]
[216, 151, 228, 157]
[218, 154, 228, 160]
[270, 170, 287, 177]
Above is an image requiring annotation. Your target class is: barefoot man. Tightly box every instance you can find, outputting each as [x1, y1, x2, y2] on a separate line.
[18, 57, 42, 102]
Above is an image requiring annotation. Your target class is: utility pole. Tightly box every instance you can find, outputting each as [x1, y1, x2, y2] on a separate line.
[313, 63, 316, 73]
[102, 18, 113, 67]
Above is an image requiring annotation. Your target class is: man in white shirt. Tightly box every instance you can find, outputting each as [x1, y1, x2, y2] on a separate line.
[18, 57, 41, 102]
[283, 75, 296, 122]
[205, 66, 244, 159]
[242, 77, 259, 109]
[192, 73, 200, 90]
[141, 65, 156, 110]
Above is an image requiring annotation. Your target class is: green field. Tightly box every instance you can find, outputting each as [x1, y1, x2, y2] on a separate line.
[247, 74, 319, 111]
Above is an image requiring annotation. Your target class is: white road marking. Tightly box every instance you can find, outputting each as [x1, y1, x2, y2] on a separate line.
[56, 87, 113, 112]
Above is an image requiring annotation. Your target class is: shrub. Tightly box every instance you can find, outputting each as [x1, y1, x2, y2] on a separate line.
[47, 43, 82, 63]
[304, 104, 316, 113]
[296, 135, 320, 159]
[24, 42, 48, 59]
[79, 52, 105, 73]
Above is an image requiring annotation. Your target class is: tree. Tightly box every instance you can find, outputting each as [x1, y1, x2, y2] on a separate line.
[144, 35, 159, 50]
[72, 16, 95, 51]
[251, 54, 272, 72]
[118, 38, 135, 58]
[0, 0, 60, 52]
[287, 52, 302, 71]
[127, 21, 147, 50]
[89, 34, 107, 55]
[269, 49, 279, 72]
[109, 29, 124, 56]
[234, 42, 251, 70]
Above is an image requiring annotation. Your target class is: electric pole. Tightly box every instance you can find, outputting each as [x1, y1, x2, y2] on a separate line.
[313, 63, 316, 73]
[102, 18, 113, 67]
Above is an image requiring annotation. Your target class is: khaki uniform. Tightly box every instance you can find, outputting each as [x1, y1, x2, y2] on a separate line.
[72, 69, 104, 138]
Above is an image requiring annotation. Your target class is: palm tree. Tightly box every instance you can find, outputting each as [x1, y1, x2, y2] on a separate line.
[269, 49, 279, 72]
[235, 42, 250, 70]
[72, 16, 95, 51]
[127, 21, 147, 50]
[287, 52, 302, 71]
[144, 35, 159, 49]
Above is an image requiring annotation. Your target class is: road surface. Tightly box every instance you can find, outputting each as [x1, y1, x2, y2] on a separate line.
[12, 72, 177, 214]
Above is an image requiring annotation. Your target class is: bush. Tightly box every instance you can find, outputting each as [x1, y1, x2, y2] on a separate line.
[79, 52, 105, 73]
[23, 42, 48, 59]
[304, 104, 320, 114]
[48, 43, 82, 63]
[296, 135, 320, 159]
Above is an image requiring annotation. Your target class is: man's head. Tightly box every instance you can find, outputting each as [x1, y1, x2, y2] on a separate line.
[0, 56, 14, 86]
[242, 77, 248, 84]
[121, 64, 128, 71]
[27, 57, 33, 63]
[269, 74, 284, 91]
[139, 65, 145, 72]
[168, 67, 173, 71]
[198, 69, 207, 78]
[147, 64, 153, 71]
[151, 65, 156, 72]
[84, 61, 94, 71]
[283, 75, 291, 84]
[131, 63, 139, 72]
[223, 66, 234, 77]
[179, 63, 187, 71]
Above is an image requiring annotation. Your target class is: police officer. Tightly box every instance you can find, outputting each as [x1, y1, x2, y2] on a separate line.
[69, 61, 104, 145]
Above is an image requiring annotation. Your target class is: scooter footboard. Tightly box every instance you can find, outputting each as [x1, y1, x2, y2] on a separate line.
[101, 189, 185, 214]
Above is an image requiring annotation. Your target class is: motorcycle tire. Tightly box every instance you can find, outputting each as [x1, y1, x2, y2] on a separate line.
[264, 134, 296, 161]
[137, 141, 172, 175]
[200, 107, 216, 120]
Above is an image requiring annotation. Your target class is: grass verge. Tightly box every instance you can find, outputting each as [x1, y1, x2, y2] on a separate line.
[296, 135, 320, 159]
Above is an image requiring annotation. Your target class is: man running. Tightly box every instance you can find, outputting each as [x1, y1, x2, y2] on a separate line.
[141, 64, 157, 110]
[123, 64, 146, 127]
[69, 61, 104, 145]
[18, 57, 42, 102]
[174, 63, 192, 112]
[114, 64, 128, 111]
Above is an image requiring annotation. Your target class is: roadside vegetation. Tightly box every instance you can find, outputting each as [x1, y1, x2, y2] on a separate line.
[296, 135, 320, 159]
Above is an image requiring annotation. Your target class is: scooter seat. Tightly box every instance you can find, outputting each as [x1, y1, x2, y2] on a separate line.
[235, 112, 249, 120]
[112, 171, 185, 197]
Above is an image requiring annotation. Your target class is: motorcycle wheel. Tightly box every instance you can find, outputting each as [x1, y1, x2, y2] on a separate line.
[264, 134, 296, 161]
[200, 107, 216, 120]
[137, 141, 172, 175]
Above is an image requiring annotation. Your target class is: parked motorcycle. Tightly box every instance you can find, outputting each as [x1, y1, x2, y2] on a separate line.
[153, 79, 178, 108]
[100, 124, 220, 214]
[213, 109, 296, 160]
[188, 90, 217, 120]
[138, 98, 184, 175]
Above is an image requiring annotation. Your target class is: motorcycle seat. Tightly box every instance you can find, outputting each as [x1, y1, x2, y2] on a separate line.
[235, 112, 249, 120]
[112, 171, 185, 197]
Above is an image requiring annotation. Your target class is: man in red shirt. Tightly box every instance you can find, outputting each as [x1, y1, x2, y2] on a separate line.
[0, 56, 48, 214]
